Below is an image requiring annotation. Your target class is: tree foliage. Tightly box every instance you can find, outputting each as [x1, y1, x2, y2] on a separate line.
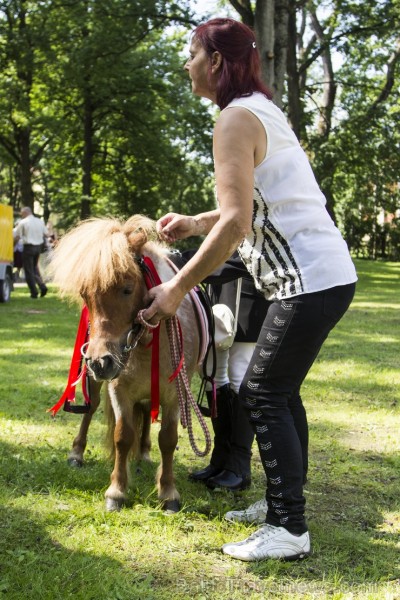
[0, 0, 398, 259]
[228, 0, 400, 259]
[0, 0, 215, 228]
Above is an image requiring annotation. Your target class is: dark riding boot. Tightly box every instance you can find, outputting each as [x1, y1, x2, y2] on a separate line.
[189, 383, 232, 482]
[206, 469, 251, 491]
[207, 390, 254, 491]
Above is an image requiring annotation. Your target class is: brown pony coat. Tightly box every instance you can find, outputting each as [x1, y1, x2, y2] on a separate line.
[51, 216, 201, 512]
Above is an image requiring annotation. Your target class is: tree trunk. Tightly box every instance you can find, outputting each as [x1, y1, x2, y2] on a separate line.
[273, 0, 290, 107]
[254, 0, 275, 92]
[286, 3, 302, 138]
[12, 2, 35, 209]
[229, 0, 290, 107]
[228, 0, 254, 27]
[310, 11, 336, 138]
[18, 128, 34, 209]
[80, 94, 93, 220]
[309, 11, 337, 219]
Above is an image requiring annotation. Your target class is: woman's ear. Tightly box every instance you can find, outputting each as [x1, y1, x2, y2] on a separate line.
[211, 51, 223, 73]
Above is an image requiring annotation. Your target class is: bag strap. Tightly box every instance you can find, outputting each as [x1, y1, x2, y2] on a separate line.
[198, 278, 242, 417]
[195, 284, 217, 417]
[233, 278, 242, 336]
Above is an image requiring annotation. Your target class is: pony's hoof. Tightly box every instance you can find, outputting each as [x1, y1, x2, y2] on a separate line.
[163, 499, 180, 514]
[67, 457, 83, 468]
[105, 497, 124, 512]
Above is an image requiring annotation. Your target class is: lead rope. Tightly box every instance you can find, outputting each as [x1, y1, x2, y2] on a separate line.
[136, 252, 211, 456]
[137, 308, 211, 457]
[166, 315, 211, 457]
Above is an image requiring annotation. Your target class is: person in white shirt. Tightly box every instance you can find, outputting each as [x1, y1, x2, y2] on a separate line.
[140, 18, 357, 561]
[13, 207, 48, 298]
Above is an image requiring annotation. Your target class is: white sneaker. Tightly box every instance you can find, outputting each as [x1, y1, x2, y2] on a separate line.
[224, 498, 268, 524]
[222, 524, 311, 561]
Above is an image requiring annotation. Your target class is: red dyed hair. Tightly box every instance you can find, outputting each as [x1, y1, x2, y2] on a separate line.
[193, 18, 273, 109]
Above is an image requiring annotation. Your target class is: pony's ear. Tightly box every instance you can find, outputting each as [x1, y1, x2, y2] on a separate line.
[124, 215, 158, 252]
[126, 226, 148, 252]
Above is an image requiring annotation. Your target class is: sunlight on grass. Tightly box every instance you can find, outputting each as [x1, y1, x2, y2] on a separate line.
[309, 359, 400, 388]
[1, 261, 399, 599]
[351, 301, 399, 309]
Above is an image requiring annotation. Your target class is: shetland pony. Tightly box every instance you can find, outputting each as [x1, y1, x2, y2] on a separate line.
[51, 216, 201, 512]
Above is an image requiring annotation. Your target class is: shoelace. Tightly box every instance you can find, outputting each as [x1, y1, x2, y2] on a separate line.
[241, 498, 267, 514]
[246, 525, 276, 542]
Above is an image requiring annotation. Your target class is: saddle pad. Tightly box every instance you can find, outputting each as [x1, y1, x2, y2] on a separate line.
[165, 256, 209, 365]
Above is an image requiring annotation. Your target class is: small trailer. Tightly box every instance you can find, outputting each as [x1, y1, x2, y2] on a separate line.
[0, 204, 14, 302]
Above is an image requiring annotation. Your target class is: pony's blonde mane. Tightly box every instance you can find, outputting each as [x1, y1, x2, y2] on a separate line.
[51, 215, 161, 301]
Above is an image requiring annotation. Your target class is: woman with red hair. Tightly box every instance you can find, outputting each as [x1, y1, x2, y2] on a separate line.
[142, 18, 357, 562]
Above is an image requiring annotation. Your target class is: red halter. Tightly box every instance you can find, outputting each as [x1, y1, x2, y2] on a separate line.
[48, 256, 178, 421]
[48, 305, 90, 416]
[139, 256, 163, 422]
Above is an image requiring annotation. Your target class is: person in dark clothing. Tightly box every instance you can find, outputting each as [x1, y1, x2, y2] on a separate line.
[172, 250, 269, 491]
[191, 275, 269, 491]
[13, 207, 48, 299]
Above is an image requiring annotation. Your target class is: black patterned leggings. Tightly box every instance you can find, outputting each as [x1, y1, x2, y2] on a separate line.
[239, 283, 356, 534]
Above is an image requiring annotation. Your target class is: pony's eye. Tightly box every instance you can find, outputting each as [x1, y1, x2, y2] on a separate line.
[122, 287, 133, 296]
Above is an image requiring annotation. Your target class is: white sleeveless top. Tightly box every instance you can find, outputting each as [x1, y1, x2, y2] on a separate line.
[224, 93, 357, 300]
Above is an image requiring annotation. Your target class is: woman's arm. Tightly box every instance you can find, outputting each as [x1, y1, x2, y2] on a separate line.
[142, 108, 261, 323]
[157, 209, 221, 242]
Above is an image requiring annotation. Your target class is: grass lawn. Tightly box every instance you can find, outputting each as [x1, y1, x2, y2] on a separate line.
[0, 258, 399, 599]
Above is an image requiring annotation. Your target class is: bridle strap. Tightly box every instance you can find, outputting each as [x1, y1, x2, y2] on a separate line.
[138, 256, 162, 422]
[48, 305, 91, 416]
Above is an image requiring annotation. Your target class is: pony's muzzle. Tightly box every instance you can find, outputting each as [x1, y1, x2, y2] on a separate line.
[85, 355, 120, 381]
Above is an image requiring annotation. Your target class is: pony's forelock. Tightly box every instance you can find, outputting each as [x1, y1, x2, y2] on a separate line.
[50, 216, 159, 301]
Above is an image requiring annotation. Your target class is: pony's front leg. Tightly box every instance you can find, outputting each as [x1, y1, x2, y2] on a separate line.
[105, 389, 134, 512]
[68, 380, 103, 467]
[157, 408, 180, 513]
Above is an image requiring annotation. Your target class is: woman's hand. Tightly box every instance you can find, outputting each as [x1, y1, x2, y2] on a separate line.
[140, 280, 185, 325]
[156, 213, 198, 243]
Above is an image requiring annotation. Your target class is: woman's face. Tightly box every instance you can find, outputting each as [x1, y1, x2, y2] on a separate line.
[184, 39, 217, 102]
